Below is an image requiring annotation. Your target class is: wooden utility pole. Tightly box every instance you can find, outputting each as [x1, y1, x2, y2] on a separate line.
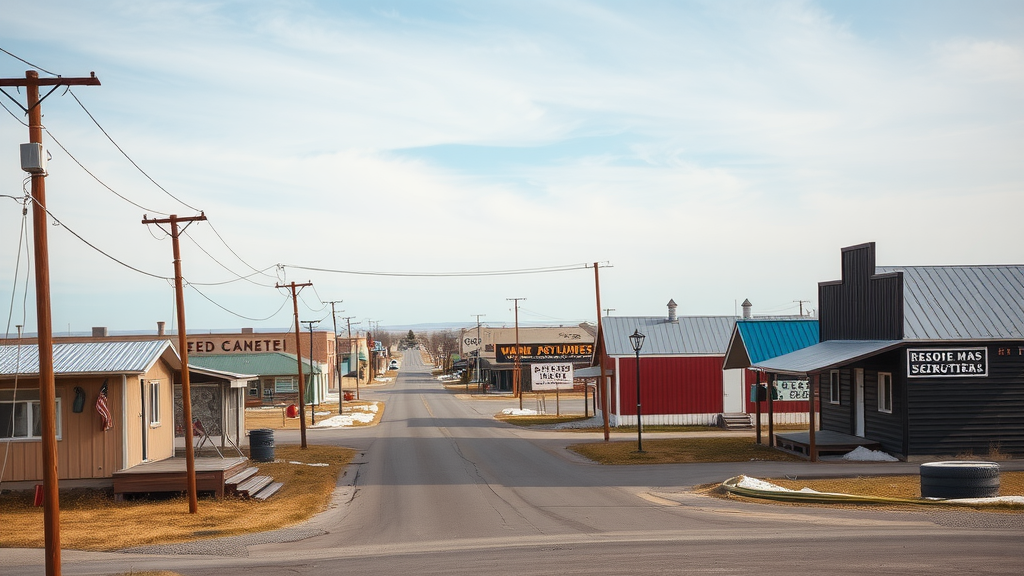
[1, 69, 100, 576]
[327, 301, 343, 393]
[471, 314, 485, 393]
[277, 281, 312, 448]
[592, 263, 610, 441]
[506, 298, 525, 410]
[301, 320, 319, 425]
[142, 213, 207, 513]
[340, 316, 358, 404]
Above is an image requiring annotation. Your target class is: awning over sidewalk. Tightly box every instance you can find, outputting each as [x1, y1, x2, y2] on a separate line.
[751, 340, 902, 376]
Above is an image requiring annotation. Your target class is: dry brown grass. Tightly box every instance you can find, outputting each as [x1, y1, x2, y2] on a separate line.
[245, 401, 383, 430]
[0, 444, 353, 551]
[761, 471, 1024, 500]
[569, 437, 803, 464]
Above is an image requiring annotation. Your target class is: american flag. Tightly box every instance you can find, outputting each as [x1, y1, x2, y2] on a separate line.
[96, 379, 112, 431]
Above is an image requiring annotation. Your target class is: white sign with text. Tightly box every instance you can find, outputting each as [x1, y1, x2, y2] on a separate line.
[531, 363, 574, 390]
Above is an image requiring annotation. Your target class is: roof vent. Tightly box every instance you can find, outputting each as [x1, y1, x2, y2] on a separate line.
[157, 321, 166, 336]
[92, 327, 108, 338]
[667, 299, 678, 323]
[742, 299, 752, 319]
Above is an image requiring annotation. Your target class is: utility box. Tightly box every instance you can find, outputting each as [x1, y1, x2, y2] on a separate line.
[20, 143, 47, 173]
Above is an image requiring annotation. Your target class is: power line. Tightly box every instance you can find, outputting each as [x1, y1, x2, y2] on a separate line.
[187, 283, 291, 322]
[181, 229, 278, 287]
[0, 98, 28, 126]
[204, 220, 279, 280]
[279, 262, 593, 278]
[67, 89, 202, 213]
[0, 47, 58, 76]
[44, 128, 172, 216]
[27, 196, 172, 280]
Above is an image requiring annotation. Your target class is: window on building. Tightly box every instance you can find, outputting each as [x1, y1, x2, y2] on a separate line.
[0, 390, 61, 440]
[878, 372, 893, 413]
[829, 370, 840, 405]
[275, 377, 297, 393]
[149, 380, 161, 425]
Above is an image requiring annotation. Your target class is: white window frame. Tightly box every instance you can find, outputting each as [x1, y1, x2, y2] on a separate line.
[275, 377, 297, 393]
[829, 370, 840, 405]
[878, 372, 893, 414]
[0, 391, 62, 441]
[148, 380, 162, 426]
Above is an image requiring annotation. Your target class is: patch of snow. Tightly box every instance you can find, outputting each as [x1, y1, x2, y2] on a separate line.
[842, 446, 899, 461]
[942, 496, 1024, 505]
[311, 412, 375, 427]
[501, 408, 539, 416]
[287, 461, 330, 467]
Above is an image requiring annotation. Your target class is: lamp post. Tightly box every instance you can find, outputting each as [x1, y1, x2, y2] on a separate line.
[629, 328, 646, 452]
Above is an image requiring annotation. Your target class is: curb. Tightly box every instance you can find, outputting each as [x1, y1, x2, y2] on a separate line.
[720, 475, 1023, 507]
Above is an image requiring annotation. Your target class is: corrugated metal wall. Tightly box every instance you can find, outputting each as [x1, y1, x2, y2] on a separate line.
[615, 356, 723, 415]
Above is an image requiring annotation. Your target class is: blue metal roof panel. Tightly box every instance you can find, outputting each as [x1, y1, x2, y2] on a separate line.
[601, 316, 737, 356]
[735, 319, 820, 364]
[877, 265, 1024, 340]
[0, 340, 175, 376]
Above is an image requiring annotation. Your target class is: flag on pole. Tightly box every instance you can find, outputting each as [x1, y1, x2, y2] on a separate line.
[96, 379, 112, 431]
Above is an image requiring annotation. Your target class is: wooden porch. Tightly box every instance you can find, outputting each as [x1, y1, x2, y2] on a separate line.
[774, 430, 884, 460]
[112, 456, 248, 500]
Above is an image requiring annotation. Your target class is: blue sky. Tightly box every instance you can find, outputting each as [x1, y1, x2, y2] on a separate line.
[1, 1, 1022, 335]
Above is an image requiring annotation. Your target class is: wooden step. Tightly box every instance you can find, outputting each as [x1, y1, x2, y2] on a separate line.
[252, 481, 283, 501]
[236, 475, 273, 498]
[225, 467, 259, 493]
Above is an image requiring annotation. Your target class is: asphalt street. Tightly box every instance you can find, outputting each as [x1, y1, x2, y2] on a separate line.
[4, 350, 1023, 575]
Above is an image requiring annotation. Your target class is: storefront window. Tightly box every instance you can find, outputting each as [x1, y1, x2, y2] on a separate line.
[878, 372, 893, 413]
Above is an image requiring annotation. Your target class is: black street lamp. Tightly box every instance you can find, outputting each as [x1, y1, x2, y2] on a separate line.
[628, 328, 646, 452]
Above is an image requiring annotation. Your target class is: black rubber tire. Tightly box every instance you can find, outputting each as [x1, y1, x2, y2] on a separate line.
[920, 461, 1001, 499]
[919, 461, 1000, 479]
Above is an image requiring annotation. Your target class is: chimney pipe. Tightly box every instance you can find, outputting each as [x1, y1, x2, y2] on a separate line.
[157, 321, 166, 336]
[741, 299, 752, 319]
[667, 299, 678, 323]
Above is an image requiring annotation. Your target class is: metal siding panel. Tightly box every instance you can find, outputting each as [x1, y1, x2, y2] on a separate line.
[619, 356, 723, 415]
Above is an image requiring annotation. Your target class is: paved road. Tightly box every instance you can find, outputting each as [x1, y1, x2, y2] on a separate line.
[5, 350, 1023, 575]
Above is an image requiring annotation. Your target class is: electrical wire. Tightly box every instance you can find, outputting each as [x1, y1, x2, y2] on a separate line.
[299, 288, 328, 313]
[181, 229, 279, 287]
[25, 196, 173, 280]
[204, 220, 279, 281]
[0, 197, 32, 489]
[44, 129, 172, 216]
[0, 98, 28, 127]
[186, 283, 291, 322]
[0, 47, 58, 76]
[67, 89, 202, 213]
[279, 262, 594, 278]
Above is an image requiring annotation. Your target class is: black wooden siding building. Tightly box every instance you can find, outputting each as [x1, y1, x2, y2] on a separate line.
[756, 242, 1024, 460]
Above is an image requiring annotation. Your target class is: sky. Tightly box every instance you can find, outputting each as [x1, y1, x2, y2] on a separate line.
[1, 0, 1022, 336]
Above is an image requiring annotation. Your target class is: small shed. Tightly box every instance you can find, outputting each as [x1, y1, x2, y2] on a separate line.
[599, 303, 740, 426]
[0, 340, 180, 484]
[175, 365, 255, 452]
[754, 242, 1024, 460]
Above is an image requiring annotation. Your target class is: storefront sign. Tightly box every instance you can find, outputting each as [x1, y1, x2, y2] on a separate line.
[187, 338, 288, 354]
[773, 379, 809, 401]
[907, 348, 988, 378]
[531, 363, 574, 390]
[495, 343, 594, 363]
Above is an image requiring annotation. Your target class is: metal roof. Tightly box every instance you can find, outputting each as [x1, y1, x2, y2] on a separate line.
[0, 340, 178, 377]
[752, 340, 902, 376]
[723, 319, 820, 369]
[601, 316, 737, 356]
[187, 352, 320, 377]
[877, 265, 1024, 340]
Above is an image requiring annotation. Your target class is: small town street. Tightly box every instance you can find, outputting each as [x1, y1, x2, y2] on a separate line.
[4, 351, 1023, 575]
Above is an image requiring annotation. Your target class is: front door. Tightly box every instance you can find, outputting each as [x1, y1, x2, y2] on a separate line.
[722, 369, 744, 413]
[854, 369, 865, 436]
